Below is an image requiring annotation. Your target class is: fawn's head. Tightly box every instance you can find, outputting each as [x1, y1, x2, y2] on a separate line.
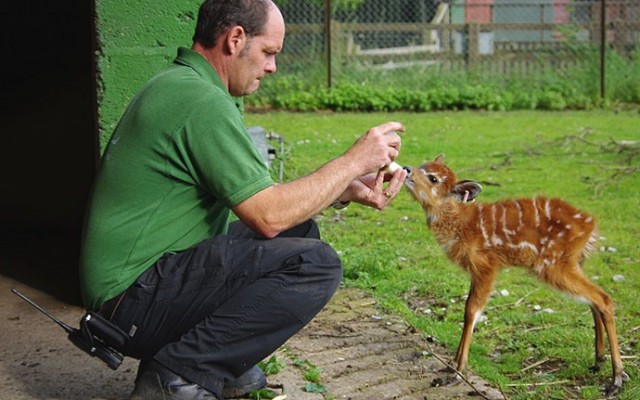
[404, 154, 483, 211]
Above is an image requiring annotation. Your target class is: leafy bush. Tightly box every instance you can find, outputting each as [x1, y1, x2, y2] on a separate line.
[247, 50, 640, 112]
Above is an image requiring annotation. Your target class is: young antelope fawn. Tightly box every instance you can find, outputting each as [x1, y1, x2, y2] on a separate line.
[404, 154, 627, 396]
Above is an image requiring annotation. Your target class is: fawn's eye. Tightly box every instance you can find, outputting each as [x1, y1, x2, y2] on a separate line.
[427, 174, 438, 183]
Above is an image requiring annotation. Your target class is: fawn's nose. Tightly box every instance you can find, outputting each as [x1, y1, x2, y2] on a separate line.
[403, 166, 412, 175]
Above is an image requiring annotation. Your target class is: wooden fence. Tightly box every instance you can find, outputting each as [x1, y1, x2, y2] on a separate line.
[285, 19, 639, 82]
[293, 21, 637, 63]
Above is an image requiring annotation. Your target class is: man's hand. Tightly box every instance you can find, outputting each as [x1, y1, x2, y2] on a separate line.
[233, 121, 406, 237]
[343, 122, 405, 176]
[341, 166, 407, 210]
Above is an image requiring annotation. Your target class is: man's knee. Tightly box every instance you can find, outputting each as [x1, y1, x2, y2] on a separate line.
[287, 241, 342, 315]
[299, 241, 342, 284]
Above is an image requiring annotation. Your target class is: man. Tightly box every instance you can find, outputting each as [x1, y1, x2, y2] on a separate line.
[80, 0, 406, 398]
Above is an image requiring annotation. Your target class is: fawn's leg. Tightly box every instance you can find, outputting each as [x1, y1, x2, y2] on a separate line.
[450, 271, 497, 385]
[589, 305, 606, 372]
[544, 264, 626, 394]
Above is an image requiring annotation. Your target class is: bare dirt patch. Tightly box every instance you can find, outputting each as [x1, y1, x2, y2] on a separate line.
[270, 287, 504, 400]
[1, 274, 503, 400]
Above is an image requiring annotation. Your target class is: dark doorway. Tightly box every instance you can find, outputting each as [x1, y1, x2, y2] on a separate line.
[0, 0, 97, 304]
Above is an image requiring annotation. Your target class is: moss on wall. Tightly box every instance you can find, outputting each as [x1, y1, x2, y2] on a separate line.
[96, 0, 201, 151]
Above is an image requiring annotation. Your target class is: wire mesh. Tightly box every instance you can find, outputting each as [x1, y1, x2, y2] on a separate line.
[269, 0, 639, 102]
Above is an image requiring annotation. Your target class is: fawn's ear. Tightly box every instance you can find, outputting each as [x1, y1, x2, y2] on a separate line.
[434, 154, 445, 163]
[451, 180, 482, 202]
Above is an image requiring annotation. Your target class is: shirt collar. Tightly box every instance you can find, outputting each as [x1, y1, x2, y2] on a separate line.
[174, 46, 225, 90]
[173, 46, 244, 113]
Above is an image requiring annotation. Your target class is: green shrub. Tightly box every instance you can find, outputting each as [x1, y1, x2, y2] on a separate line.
[247, 50, 639, 112]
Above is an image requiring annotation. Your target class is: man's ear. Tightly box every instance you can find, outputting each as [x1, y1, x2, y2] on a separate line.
[225, 26, 247, 55]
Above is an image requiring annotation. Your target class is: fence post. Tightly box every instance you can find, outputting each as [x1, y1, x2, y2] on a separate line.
[325, 0, 332, 88]
[600, 0, 606, 99]
[467, 23, 480, 68]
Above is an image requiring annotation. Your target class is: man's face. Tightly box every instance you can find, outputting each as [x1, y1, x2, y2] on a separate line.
[229, 7, 285, 97]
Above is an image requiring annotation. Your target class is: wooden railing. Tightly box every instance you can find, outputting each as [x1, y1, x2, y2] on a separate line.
[286, 20, 639, 71]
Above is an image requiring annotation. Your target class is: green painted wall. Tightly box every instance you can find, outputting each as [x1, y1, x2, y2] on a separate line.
[96, 0, 201, 149]
[451, 0, 465, 23]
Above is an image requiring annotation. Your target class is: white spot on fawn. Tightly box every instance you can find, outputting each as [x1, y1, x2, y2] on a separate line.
[502, 206, 515, 239]
[478, 205, 490, 248]
[514, 201, 524, 230]
[544, 199, 551, 220]
[508, 241, 539, 254]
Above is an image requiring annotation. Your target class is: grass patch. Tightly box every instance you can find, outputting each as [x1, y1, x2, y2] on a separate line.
[246, 110, 639, 399]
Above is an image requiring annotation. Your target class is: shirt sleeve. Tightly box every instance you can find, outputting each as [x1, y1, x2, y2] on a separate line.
[174, 92, 274, 208]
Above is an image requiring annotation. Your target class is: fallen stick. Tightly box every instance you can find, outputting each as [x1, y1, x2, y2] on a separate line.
[505, 380, 570, 387]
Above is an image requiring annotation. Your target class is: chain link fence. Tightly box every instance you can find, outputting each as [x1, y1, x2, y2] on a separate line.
[268, 0, 639, 103]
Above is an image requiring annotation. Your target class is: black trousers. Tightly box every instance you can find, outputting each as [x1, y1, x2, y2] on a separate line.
[106, 220, 342, 396]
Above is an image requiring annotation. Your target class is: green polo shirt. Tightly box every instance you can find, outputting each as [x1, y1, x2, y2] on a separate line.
[80, 47, 273, 310]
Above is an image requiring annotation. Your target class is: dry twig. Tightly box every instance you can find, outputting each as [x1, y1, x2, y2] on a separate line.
[520, 357, 551, 373]
[418, 333, 504, 400]
[505, 380, 570, 387]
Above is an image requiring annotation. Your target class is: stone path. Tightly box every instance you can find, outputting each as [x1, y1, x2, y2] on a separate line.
[1, 275, 503, 400]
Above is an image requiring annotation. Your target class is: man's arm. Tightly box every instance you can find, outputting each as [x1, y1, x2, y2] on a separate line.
[232, 121, 406, 238]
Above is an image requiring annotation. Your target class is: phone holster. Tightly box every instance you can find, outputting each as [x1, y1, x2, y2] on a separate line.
[72, 311, 129, 370]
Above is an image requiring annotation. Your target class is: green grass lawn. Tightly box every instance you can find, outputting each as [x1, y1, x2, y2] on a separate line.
[245, 110, 639, 400]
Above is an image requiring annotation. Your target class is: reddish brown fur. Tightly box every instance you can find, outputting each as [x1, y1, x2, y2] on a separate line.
[404, 154, 627, 395]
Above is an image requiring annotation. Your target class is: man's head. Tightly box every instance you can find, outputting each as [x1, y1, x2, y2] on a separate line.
[193, 0, 273, 48]
[193, 0, 285, 96]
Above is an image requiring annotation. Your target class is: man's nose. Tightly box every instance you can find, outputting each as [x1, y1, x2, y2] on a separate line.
[266, 59, 277, 74]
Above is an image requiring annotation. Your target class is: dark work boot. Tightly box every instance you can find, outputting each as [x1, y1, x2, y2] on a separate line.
[129, 360, 220, 400]
[222, 366, 267, 398]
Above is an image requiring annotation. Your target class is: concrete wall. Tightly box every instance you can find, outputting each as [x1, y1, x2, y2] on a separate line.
[0, 0, 203, 303]
[95, 0, 201, 150]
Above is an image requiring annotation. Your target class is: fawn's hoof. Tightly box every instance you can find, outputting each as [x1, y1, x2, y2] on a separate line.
[603, 371, 630, 398]
[589, 362, 603, 373]
[445, 374, 463, 387]
[431, 373, 462, 387]
[590, 356, 606, 374]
